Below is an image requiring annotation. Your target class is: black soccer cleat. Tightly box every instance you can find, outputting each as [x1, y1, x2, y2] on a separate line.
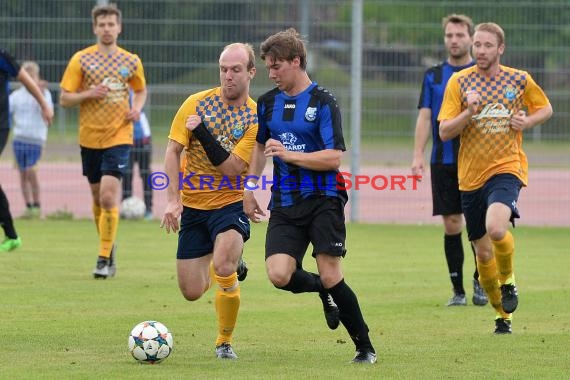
[500, 283, 518, 313]
[236, 256, 248, 282]
[351, 349, 377, 364]
[494, 317, 512, 334]
[319, 292, 340, 330]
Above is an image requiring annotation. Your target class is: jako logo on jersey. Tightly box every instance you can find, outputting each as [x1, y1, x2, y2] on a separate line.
[305, 107, 317, 122]
[284, 103, 295, 109]
[504, 87, 517, 101]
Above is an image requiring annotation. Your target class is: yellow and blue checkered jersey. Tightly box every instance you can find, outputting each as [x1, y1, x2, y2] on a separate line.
[256, 83, 347, 209]
[438, 65, 550, 191]
[59, 45, 146, 149]
[169, 87, 258, 210]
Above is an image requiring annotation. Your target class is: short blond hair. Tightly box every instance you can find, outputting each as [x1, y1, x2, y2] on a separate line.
[222, 43, 256, 71]
[475, 22, 505, 46]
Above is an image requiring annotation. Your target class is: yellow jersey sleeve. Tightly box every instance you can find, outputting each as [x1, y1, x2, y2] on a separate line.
[438, 72, 463, 122]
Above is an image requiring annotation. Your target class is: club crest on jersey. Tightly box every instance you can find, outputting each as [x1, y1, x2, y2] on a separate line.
[305, 107, 317, 122]
[232, 124, 245, 139]
[118, 65, 130, 77]
[504, 87, 517, 101]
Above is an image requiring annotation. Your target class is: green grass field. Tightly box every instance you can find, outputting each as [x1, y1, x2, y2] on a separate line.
[1, 220, 569, 379]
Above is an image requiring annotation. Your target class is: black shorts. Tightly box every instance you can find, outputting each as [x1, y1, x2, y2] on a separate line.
[0, 129, 9, 155]
[265, 196, 346, 268]
[81, 145, 131, 184]
[430, 163, 462, 216]
[461, 174, 522, 241]
[177, 201, 250, 259]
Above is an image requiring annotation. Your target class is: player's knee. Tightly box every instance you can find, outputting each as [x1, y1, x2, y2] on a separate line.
[319, 272, 342, 289]
[267, 267, 290, 288]
[179, 285, 204, 301]
[487, 226, 507, 242]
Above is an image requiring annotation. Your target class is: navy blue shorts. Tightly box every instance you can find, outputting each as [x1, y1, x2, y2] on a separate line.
[13, 140, 43, 170]
[461, 174, 522, 241]
[266, 196, 347, 268]
[81, 145, 131, 184]
[430, 163, 462, 216]
[177, 201, 250, 259]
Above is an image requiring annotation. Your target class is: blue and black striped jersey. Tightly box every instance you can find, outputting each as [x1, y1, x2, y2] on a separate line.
[256, 82, 347, 209]
[418, 60, 474, 165]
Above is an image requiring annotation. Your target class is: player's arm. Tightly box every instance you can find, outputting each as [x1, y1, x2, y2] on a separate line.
[439, 79, 480, 141]
[59, 85, 109, 108]
[411, 108, 431, 180]
[161, 139, 184, 234]
[511, 105, 553, 131]
[264, 140, 342, 171]
[243, 142, 267, 223]
[17, 68, 53, 125]
[126, 87, 147, 122]
[184, 114, 246, 176]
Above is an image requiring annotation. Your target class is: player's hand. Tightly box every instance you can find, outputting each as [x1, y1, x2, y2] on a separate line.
[264, 139, 288, 160]
[466, 90, 480, 116]
[126, 108, 141, 121]
[411, 156, 424, 181]
[41, 106, 54, 126]
[89, 84, 109, 99]
[185, 115, 203, 132]
[243, 191, 265, 223]
[160, 200, 183, 233]
[510, 110, 528, 131]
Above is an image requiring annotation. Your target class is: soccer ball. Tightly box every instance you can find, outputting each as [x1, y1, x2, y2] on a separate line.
[120, 196, 146, 220]
[128, 320, 173, 364]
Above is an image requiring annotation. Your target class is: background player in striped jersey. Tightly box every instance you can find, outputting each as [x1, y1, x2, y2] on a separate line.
[244, 28, 376, 364]
[439, 22, 553, 334]
[59, 3, 147, 278]
[412, 14, 488, 307]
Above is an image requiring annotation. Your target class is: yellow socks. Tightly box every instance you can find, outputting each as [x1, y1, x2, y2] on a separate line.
[214, 272, 240, 346]
[98, 207, 119, 259]
[92, 204, 101, 234]
[492, 231, 515, 285]
[477, 258, 510, 319]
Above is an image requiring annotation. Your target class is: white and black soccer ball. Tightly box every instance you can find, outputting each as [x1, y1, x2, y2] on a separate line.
[128, 320, 173, 364]
[120, 196, 146, 220]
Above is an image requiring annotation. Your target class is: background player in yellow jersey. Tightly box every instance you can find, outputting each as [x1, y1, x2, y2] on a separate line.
[161, 43, 257, 359]
[59, 3, 147, 278]
[439, 22, 553, 334]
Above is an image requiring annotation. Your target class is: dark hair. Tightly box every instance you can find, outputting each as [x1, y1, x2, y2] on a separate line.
[442, 14, 475, 37]
[260, 28, 307, 70]
[92, 3, 122, 25]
